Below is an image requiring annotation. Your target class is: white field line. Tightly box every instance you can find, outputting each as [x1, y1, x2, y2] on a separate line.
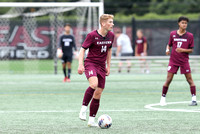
[0, 109, 150, 113]
[1, 101, 199, 114]
[144, 101, 200, 113]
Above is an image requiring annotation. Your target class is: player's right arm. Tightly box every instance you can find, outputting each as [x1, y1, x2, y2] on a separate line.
[166, 32, 173, 55]
[135, 45, 138, 56]
[116, 37, 121, 57]
[57, 35, 62, 49]
[166, 44, 171, 55]
[57, 35, 63, 55]
[78, 47, 85, 75]
[78, 33, 93, 75]
[116, 45, 121, 57]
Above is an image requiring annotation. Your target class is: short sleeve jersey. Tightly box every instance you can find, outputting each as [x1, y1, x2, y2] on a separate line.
[58, 34, 77, 56]
[82, 30, 114, 65]
[135, 37, 147, 54]
[168, 30, 194, 66]
[117, 34, 133, 54]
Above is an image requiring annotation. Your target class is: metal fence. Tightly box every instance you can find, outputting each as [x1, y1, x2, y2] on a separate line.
[111, 56, 200, 74]
[1, 18, 200, 74]
[132, 19, 200, 56]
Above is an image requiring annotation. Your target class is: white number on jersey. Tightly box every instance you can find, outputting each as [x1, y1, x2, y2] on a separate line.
[168, 66, 171, 71]
[101, 45, 107, 52]
[88, 70, 93, 76]
[64, 41, 70, 46]
[177, 42, 182, 48]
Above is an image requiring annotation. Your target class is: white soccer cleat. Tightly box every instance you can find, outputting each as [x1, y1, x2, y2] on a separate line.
[79, 111, 86, 121]
[160, 96, 167, 106]
[87, 116, 98, 127]
[88, 121, 98, 127]
[79, 105, 87, 121]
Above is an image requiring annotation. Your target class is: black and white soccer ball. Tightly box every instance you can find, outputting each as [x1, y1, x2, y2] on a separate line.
[98, 114, 112, 129]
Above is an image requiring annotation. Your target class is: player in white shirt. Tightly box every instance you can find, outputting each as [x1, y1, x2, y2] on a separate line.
[115, 30, 133, 73]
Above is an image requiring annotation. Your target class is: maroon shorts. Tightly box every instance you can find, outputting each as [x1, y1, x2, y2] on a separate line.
[168, 62, 191, 74]
[84, 62, 106, 89]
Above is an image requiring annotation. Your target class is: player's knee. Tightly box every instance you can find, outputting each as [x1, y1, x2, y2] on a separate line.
[62, 64, 66, 68]
[90, 83, 98, 89]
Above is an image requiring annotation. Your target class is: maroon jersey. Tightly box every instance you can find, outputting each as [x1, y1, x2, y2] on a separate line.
[82, 30, 114, 65]
[135, 37, 147, 54]
[168, 30, 194, 66]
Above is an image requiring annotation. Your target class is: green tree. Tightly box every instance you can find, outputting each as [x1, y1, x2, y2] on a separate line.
[149, 0, 200, 14]
[104, 0, 150, 16]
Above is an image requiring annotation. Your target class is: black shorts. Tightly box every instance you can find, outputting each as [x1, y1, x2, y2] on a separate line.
[121, 53, 132, 61]
[61, 55, 72, 63]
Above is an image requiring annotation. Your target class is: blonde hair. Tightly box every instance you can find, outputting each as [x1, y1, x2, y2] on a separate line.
[99, 14, 114, 26]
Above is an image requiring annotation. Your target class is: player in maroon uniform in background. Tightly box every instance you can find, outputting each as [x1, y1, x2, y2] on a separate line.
[135, 29, 149, 73]
[160, 16, 197, 106]
[78, 14, 114, 127]
[135, 29, 147, 57]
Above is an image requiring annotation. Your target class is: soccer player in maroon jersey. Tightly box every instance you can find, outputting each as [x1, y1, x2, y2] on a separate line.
[135, 29, 147, 57]
[135, 29, 149, 73]
[160, 16, 197, 106]
[78, 14, 114, 127]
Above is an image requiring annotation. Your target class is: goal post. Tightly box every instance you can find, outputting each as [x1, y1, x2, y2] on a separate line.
[0, 1, 104, 74]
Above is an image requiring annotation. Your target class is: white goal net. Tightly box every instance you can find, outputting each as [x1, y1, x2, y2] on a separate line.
[0, 1, 103, 74]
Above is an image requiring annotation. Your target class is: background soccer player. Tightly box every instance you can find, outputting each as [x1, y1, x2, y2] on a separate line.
[78, 14, 114, 127]
[135, 29, 149, 73]
[160, 16, 197, 106]
[58, 23, 77, 82]
[115, 29, 133, 73]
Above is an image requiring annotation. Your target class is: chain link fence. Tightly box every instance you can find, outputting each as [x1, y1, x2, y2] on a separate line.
[132, 19, 200, 56]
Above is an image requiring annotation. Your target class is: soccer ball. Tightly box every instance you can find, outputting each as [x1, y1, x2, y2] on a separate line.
[98, 114, 112, 129]
[56, 48, 63, 58]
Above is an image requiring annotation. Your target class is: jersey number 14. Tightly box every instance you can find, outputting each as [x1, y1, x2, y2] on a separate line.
[101, 46, 107, 52]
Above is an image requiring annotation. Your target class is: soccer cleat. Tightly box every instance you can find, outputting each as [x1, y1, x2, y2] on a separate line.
[63, 77, 68, 82]
[88, 121, 98, 127]
[79, 110, 86, 121]
[67, 78, 71, 82]
[160, 96, 167, 106]
[189, 101, 197, 106]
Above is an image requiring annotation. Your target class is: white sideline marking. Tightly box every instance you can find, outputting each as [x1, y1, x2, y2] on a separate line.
[0, 109, 150, 113]
[145, 101, 200, 113]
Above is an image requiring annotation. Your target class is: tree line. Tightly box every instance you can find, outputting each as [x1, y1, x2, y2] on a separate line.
[0, 0, 200, 19]
[103, 0, 200, 16]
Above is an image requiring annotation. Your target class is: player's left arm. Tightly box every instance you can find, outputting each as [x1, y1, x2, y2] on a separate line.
[57, 35, 62, 49]
[176, 35, 194, 53]
[106, 48, 112, 76]
[57, 36, 63, 54]
[176, 48, 193, 53]
[143, 42, 147, 56]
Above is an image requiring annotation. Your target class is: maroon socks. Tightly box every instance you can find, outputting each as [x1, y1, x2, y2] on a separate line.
[162, 86, 168, 97]
[190, 86, 196, 96]
[82, 87, 100, 117]
[89, 98, 100, 117]
[82, 87, 95, 106]
[162, 86, 196, 97]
